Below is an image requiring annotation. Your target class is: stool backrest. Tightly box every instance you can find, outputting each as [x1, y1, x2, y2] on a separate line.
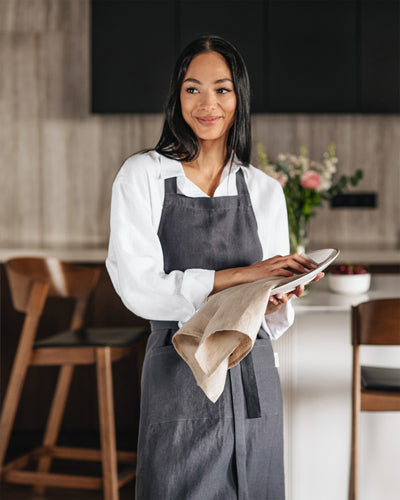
[6, 257, 101, 330]
[352, 298, 400, 346]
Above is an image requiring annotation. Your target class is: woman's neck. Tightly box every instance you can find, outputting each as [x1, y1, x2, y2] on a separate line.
[185, 140, 229, 174]
[181, 141, 230, 197]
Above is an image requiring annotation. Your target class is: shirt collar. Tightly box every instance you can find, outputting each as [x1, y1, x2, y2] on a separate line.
[159, 155, 185, 180]
[158, 151, 242, 180]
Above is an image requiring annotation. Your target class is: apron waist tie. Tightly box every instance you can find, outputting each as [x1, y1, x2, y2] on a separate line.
[240, 352, 262, 419]
[150, 320, 179, 331]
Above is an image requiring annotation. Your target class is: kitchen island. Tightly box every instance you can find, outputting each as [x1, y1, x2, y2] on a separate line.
[275, 274, 400, 500]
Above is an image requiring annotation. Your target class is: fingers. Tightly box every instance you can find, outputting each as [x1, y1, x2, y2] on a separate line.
[303, 272, 325, 287]
[269, 270, 323, 308]
[311, 272, 324, 282]
[285, 253, 317, 274]
[268, 253, 317, 275]
[270, 282, 305, 306]
[292, 284, 305, 297]
[249, 253, 319, 282]
[269, 295, 280, 306]
[269, 291, 291, 305]
[272, 269, 295, 277]
[273, 253, 315, 266]
[266, 295, 285, 314]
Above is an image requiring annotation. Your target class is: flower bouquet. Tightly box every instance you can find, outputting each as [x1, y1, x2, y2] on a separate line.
[257, 142, 363, 253]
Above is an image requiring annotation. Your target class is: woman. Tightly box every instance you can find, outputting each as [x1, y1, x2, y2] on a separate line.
[107, 35, 321, 500]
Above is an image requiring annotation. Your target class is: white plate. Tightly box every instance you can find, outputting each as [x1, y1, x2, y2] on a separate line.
[272, 248, 340, 295]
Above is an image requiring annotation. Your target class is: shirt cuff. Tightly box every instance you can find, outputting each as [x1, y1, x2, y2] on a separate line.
[180, 268, 215, 320]
[262, 301, 295, 340]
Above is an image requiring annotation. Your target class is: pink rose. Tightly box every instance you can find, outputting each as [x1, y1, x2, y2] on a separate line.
[300, 171, 321, 189]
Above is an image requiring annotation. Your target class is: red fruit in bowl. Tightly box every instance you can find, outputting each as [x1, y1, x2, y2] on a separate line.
[355, 266, 367, 274]
[334, 263, 368, 275]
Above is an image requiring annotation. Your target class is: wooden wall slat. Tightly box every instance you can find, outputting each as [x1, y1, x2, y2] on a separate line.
[0, 0, 399, 252]
[0, 0, 47, 34]
[46, 0, 89, 34]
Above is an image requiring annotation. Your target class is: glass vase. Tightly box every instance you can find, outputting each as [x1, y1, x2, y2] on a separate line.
[289, 214, 309, 255]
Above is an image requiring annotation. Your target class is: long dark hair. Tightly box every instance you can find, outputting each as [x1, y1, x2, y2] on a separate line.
[155, 35, 251, 166]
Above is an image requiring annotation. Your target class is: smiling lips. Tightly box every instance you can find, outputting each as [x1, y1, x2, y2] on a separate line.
[195, 115, 221, 126]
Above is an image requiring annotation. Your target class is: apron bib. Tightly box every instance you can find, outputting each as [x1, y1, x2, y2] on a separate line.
[136, 169, 285, 500]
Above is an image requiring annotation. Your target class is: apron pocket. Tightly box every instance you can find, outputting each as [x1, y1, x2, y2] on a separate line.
[141, 344, 223, 424]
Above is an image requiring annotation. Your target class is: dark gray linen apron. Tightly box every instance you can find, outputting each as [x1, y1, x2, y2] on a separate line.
[136, 169, 285, 500]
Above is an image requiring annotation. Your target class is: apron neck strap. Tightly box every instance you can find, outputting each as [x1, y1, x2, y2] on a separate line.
[235, 168, 248, 195]
[164, 176, 178, 194]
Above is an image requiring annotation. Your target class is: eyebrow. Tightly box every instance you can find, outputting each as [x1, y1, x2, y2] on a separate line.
[183, 78, 233, 84]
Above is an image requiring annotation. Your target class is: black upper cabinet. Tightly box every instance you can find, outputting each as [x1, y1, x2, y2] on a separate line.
[91, 1, 176, 113]
[91, 0, 400, 113]
[360, 2, 400, 112]
[179, 1, 265, 112]
[268, 2, 358, 112]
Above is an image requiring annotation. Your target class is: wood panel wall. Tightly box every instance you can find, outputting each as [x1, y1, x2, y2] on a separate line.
[0, 0, 399, 251]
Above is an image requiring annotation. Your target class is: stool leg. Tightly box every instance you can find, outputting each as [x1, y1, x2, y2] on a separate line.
[0, 286, 46, 472]
[96, 347, 119, 500]
[0, 335, 33, 471]
[350, 404, 359, 500]
[35, 364, 75, 494]
[350, 345, 360, 500]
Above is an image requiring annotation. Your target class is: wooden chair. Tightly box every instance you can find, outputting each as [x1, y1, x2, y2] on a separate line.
[350, 298, 400, 500]
[0, 257, 149, 500]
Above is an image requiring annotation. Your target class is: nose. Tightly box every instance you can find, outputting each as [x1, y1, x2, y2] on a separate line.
[198, 89, 217, 110]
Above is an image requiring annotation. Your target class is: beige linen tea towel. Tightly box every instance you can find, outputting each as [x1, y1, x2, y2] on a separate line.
[172, 276, 285, 403]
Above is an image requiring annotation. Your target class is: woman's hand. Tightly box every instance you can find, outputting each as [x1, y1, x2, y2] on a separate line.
[265, 271, 325, 314]
[243, 253, 317, 282]
[212, 253, 318, 295]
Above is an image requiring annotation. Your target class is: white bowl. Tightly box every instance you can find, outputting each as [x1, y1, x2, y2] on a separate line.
[327, 273, 371, 295]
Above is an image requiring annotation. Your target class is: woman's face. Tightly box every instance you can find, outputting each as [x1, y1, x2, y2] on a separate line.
[180, 51, 237, 145]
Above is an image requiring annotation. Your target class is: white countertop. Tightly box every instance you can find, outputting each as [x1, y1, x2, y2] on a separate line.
[1, 246, 400, 264]
[294, 273, 400, 312]
[0, 246, 108, 263]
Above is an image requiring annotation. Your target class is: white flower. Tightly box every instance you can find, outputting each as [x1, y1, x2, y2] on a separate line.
[300, 157, 310, 172]
[324, 159, 337, 174]
[318, 179, 332, 192]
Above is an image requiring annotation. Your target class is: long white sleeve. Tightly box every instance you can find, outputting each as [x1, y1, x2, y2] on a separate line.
[106, 155, 215, 323]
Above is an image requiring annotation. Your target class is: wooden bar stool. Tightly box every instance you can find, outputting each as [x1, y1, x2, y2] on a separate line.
[0, 257, 149, 499]
[350, 298, 400, 500]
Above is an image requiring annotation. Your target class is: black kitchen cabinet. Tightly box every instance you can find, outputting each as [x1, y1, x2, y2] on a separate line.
[91, 1, 176, 113]
[360, 1, 400, 112]
[91, 0, 400, 113]
[268, 2, 358, 112]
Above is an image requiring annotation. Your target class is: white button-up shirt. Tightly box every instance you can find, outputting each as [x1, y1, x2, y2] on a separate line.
[106, 150, 294, 339]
